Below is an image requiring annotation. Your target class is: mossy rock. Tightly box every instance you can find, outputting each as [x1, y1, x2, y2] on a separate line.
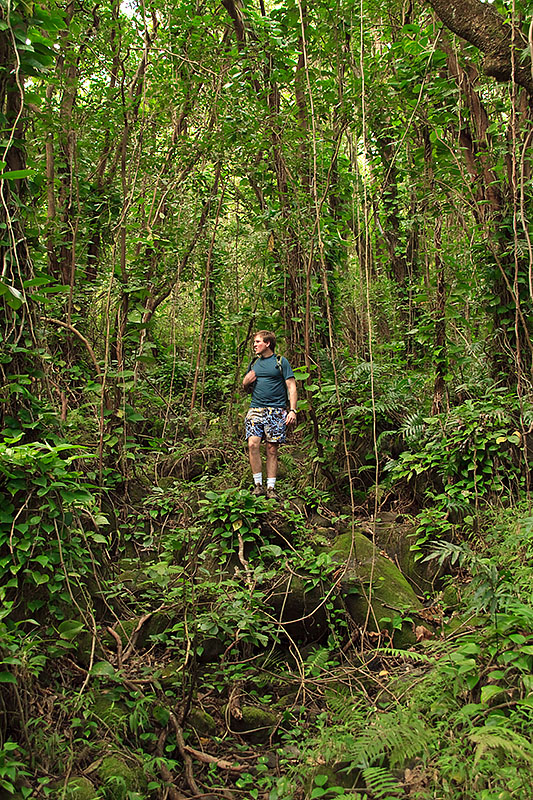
[226, 704, 278, 744]
[305, 764, 361, 794]
[272, 692, 299, 711]
[72, 631, 106, 669]
[114, 570, 146, 594]
[156, 476, 175, 489]
[187, 708, 216, 736]
[309, 512, 332, 527]
[260, 511, 303, 544]
[103, 619, 138, 649]
[118, 557, 138, 571]
[91, 692, 129, 728]
[313, 525, 337, 540]
[355, 513, 442, 594]
[144, 610, 172, 642]
[441, 581, 460, 611]
[328, 532, 423, 648]
[98, 755, 146, 799]
[53, 777, 97, 800]
[196, 636, 226, 663]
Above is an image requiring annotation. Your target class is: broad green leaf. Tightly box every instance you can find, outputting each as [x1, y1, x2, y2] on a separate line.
[90, 661, 115, 676]
[1, 169, 35, 179]
[58, 620, 84, 640]
[480, 684, 504, 704]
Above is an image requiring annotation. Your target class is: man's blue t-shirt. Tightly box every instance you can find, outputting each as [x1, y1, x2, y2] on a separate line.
[248, 354, 294, 408]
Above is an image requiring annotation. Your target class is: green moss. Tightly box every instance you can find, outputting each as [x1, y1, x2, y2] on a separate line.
[55, 777, 97, 800]
[227, 705, 277, 744]
[328, 532, 422, 647]
[187, 708, 216, 735]
[103, 619, 138, 649]
[72, 631, 105, 669]
[91, 692, 129, 727]
[441, 581, 460, 610]
[98, 755, 145, 800]
[160, 658, 182, 686]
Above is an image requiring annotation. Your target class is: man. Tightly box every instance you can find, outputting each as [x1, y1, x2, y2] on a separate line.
[242, 330, 297, 499]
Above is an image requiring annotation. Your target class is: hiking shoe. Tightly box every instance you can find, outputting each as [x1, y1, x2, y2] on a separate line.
[266, 486, 279, 500]
[252, 484, 265, 496]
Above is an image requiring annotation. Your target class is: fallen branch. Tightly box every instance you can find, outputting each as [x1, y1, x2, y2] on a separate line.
[183, 745, 246, 774]
[169, 713, 200, 795]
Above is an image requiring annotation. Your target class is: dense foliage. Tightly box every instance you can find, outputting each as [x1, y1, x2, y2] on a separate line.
[2, 0, 533, 797]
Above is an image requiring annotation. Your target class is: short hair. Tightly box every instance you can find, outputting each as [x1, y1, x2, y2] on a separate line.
[254, 330, 277, 351]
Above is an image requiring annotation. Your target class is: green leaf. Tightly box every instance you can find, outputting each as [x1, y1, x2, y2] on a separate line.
[31, 571, 49, 585]
[0, 282, 24, 309]
[0, 169, 35, 180]
[58, 620, 84, 640]
[90, 661, 115, 676]
[0, 672, 17, 684]
[480, 684, 504, 704]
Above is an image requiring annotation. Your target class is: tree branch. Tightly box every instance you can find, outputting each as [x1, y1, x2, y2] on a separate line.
[426, 0, 533, 95]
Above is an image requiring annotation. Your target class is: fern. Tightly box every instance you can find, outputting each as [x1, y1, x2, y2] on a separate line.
[325, 687, 366, 732]
[304, 647, 337, 679]
[362, 766, 402, 798]
[521, 403, 533, 428]
[398, 411, 425, 443]
[338, 710, 430, 770]
[374, 647, 432, 663]
[469, 725, 533, 765]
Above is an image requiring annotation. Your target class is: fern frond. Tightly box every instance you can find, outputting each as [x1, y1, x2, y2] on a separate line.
[341, 710, 430, 770]
[325, 687, 366, 732]
[351, 361, 387, 381]
[362, 766, 402, 798]
[304, 647, 336, 678]
[374, 647, 432, 663]
[398, 411, 425, 443]
[521, 403, 533, 428]
[469, 725, 533, 765]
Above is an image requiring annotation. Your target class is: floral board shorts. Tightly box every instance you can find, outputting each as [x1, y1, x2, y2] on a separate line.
[245, 407, 288, 443]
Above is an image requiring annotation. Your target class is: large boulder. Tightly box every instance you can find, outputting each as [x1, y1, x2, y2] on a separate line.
[347, 513, 442, 594]
[327, 531, 423, 647]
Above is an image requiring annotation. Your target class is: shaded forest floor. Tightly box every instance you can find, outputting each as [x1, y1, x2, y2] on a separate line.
[5, 418, 533, 800]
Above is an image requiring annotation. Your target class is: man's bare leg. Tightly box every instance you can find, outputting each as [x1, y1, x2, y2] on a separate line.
[266, 442, 279, 479]
[248, 436, 262, 475]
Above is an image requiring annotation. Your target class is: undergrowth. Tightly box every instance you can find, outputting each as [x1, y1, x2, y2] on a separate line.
[2, 392, 533, 799]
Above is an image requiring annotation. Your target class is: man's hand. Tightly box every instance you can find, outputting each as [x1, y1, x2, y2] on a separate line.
[242, 370, 257, 390]
[286, 410, 297, 426]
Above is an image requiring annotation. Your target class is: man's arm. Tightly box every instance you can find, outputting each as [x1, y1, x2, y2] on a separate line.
[243, 369, 257, 389]
[286, 377, 297, 424]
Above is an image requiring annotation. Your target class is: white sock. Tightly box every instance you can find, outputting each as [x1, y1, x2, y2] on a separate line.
[253, 472, 263, 485]
[267, 478, 276, 489]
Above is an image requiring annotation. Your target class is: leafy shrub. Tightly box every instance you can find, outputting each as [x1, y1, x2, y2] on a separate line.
[384, 397, 524, 551]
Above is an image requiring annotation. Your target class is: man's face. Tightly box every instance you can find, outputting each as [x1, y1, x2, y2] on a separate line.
[253, 336, 271, 356]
